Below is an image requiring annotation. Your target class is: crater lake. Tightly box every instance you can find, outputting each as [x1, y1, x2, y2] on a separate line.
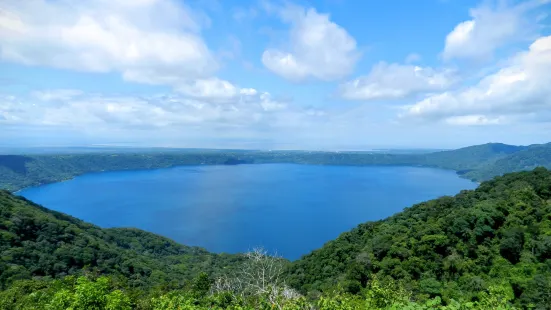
[18, 164, 477, 260]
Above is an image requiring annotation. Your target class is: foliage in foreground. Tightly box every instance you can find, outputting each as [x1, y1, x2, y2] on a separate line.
[0, 245, 531, 309]
[0, 273, 520, 310]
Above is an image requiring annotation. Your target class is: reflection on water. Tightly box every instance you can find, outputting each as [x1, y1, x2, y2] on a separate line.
[19, 164, 477, 260]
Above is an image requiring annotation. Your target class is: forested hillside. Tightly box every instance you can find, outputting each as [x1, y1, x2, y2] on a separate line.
[419, 143, 527, 171]
[1, 142, 550, 192]
[1, 169, 551, 309]
[0, 152, 252, 192]
[463, 143, 551, 181]
[0, 189, 243, 290]
[286, 167, 551, 309]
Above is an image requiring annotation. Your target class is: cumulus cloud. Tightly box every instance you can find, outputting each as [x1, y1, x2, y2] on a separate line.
[261, 5, 359, 81]
[442, 0, 547, 61]
[172, 78, 292, 112]
[0, 0, 217, 86]
[339, 62, 456, 101]
[402, 35, 551, 125]
[0, 88, 321, 131]
[176, 78, 240, 100]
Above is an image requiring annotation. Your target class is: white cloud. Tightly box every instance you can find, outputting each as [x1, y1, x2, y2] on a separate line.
[0, 0, 217, 86]
[31, 89, 83, 102]
[402, 35, 551, 125]
[173, 79, 290, 113]
[444, 115, 504, 126]
[258, 93, 287, 111]
[261, 5, 359, 81]
[442, 0, 546, 61]
[176, 78, 239, 100]
[0, 89, 320, 131]
[339, 62, 456, 101]
[240, 88, 258, 96]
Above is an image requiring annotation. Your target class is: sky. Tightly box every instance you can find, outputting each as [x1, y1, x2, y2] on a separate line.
[0, 0, 550, 150]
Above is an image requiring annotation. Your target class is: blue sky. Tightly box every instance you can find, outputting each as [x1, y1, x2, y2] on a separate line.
[0, 0, 550, 150]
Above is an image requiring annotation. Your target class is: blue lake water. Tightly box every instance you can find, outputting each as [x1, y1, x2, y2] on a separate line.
[19, 164, 477, 260]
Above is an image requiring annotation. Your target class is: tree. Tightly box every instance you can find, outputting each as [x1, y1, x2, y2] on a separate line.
[500, 228, 525, 264]
[212, 247, 301, 310]
[192, 272, 212, 298]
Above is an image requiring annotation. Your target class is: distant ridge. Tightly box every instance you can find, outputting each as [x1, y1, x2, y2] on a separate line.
[462, 142, 551, 180]
[0, 142, 550, 191]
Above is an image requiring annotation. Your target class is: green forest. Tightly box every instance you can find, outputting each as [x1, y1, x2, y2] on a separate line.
[1, 142, 551, 192]
[1, 167, 551, 309]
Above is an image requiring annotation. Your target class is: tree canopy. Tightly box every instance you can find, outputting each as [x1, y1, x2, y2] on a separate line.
[1, 167, 551, 308]
[285, 167, 551, 309]
[0, 189, 244, 290]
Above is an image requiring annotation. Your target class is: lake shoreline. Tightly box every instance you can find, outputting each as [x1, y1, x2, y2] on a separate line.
[10, 162, 479, 194]
[18, 164, 478, 260]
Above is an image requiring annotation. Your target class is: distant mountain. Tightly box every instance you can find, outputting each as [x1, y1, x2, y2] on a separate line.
[0, 152, 246, 191]
[462, 143, 551, 181]
[1, 142, 550, 191]
[0, 190, 242, 290]
[420, 143, 528, 171]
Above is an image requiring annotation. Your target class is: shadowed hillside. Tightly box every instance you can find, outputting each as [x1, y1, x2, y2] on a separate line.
[0, 189, 243, 290]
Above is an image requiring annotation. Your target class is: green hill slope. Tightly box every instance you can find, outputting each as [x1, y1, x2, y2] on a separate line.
[0, 190, 242, 290]
[419, 142, 527, 171]
[0, 152, 249, 192]
[463, 143, 551, 181]
[286, 167, 551, 308]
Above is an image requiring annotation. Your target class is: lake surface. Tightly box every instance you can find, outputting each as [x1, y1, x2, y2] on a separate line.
[19, 164, 477, 260]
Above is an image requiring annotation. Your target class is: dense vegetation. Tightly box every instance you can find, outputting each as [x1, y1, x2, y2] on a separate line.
[0, 189, 243, 291]
[0, 152, 253, 192]
[1, 142, 550, 192]
[462, 143, 551, 181]
[1, 168, 551, 308]
[286, 167, 551, 309]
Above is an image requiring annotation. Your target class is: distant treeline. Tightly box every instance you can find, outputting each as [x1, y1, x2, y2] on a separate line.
[1, 142, 550, 191]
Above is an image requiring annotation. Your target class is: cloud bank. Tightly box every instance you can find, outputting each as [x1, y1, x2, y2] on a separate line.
[402, 35, 551, 125]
